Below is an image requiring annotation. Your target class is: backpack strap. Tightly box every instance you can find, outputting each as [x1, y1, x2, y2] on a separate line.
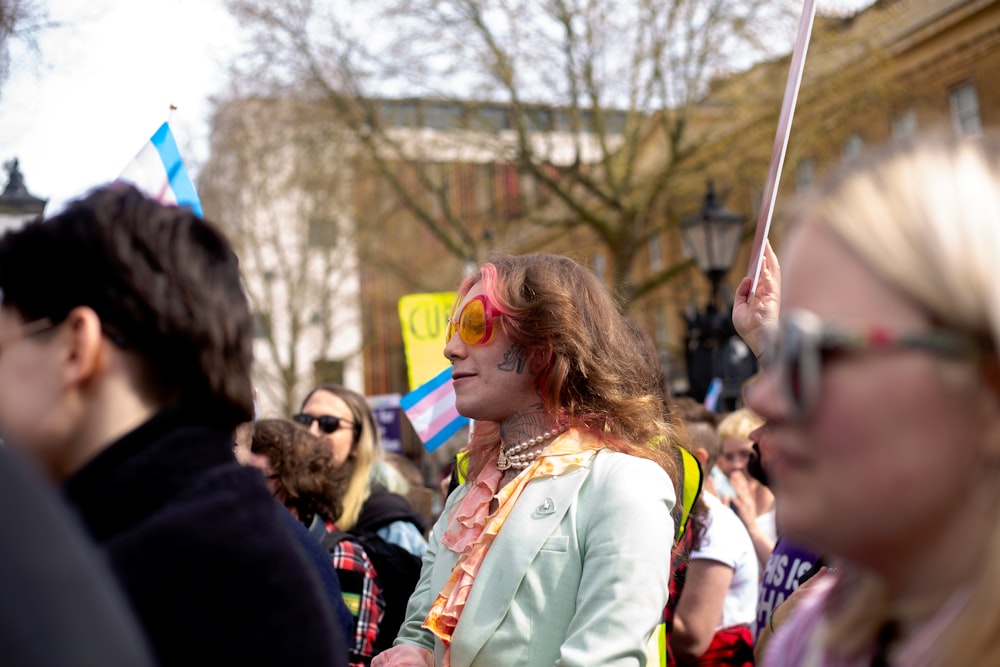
[319, 528, 350, 552]
[674, 445, 703, 545]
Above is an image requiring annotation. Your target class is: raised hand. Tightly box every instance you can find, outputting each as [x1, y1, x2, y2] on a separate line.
[733, 240, 781, 358]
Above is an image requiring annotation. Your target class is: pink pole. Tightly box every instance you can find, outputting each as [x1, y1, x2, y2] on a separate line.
[746, 0, 817, 295]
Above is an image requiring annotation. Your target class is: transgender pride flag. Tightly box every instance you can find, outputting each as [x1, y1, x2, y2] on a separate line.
[118, 122, 203, 216]
[400, 366, 470, 453]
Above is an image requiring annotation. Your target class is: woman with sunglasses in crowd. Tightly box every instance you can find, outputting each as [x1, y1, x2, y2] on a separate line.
[732, 133, 1000, 667]
[372, 252, 681, 667]
[295, 385, 429, 558]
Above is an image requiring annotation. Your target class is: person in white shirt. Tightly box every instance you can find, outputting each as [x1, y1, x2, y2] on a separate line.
[671, 413, 760, 665]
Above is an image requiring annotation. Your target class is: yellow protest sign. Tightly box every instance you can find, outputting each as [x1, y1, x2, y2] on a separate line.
[398, 292, 457, 389]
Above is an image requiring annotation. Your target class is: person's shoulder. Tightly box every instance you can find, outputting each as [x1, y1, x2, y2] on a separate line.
[590, 448, 672, 481]
[357, 484, 429, 534]
[586, 449, 675, 504]
[161, 463, 282, 526]
[362, 486, 414, 515]
[695, 493, 754, 557]
[703, 492, 754, 541]
[116, 465, 304, 572]
[759, 575, 834, 666]
[325, 529, 379, 566]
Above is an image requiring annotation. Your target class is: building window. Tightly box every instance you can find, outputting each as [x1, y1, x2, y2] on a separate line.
[313, 359, 345, 387]
[308, 218, 338, 247]
[648, 234, 663, 271]
[524, 108, 552, 132]
[592, 251, 606, 284]
[380, 101, 418, 128]
[891, 108, 917, 139]
[842, 133, 864, 160]
[555, 109, 595, 134]
[950, 82, 982, 136]
[796, 157, 814, 188]
[604, 111, 628, 135]
[253, 312, 272, 339]
[423, 102, 463, 130]
[555, 110, 573, 132]
[655, 307, 668, 350]
[474, 106, 508, 131]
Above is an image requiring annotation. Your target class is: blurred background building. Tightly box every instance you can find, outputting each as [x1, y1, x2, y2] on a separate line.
[197, 0, 999, 455]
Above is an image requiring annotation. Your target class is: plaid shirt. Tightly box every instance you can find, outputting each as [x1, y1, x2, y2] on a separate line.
[664, 527, 696, 667]
[328, 531, 385, 666]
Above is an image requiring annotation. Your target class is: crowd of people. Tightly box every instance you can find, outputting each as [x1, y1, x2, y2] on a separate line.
[0, 129, 997, 667]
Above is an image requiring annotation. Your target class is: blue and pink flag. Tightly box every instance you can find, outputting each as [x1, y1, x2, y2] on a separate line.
[704, 377, 724, 413]
[118, 122, 203, 216]
[400, 366, 469, 453]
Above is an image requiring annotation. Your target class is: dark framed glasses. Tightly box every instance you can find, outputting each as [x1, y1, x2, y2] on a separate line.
[292, 413, 355, 435]
[0, 318, 57, 356]
[760, 309, 984, 419]
[446, 295, 496, 345]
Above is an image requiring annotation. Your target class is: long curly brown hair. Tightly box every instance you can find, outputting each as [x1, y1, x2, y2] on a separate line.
[249, 418, 350, 526]
[458, 253, 682, 485]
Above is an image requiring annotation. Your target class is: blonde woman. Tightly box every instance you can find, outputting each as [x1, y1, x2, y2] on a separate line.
[739, 133, 1000, 666]
[716, 408, 776, 569]
[297, 385, 429, 557]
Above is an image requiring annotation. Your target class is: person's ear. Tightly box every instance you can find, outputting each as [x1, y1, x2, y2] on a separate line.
[693, 447, 710, 467]
[59, 306, 105, 385]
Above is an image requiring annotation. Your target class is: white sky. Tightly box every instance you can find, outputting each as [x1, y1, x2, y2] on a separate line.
[0, 0, 240, 213]
[0, 0, 875, 215]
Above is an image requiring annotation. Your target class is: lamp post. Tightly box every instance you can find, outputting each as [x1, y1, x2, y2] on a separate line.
[0, 158, 47, 234]
[680, 181, 755, 411]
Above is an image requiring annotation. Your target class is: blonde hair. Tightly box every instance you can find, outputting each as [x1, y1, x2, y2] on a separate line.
[717, 408, 764, 442]
[300, 384, 381, 531]
[785, 132, 1000, 665]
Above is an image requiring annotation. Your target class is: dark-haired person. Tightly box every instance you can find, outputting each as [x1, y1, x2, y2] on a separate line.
[0, 183, 345, 666]
[374, 252, 680, 667]
[0, 444, 155, 666]
[245, 418, 384, 667]
[233, 420, 355, 646]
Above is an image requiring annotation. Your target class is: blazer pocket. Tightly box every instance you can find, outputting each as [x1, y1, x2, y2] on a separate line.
[539, 535, 569, 552]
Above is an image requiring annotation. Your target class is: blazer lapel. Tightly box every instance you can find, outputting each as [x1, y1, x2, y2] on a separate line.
[450, 465, 590, 665]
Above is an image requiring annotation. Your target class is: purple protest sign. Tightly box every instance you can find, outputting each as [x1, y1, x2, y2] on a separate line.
[755, 537, 821, 640]
[367, 393, 404, 454]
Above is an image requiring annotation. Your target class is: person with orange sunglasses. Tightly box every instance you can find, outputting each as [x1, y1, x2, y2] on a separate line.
[374, 252, 683, 667]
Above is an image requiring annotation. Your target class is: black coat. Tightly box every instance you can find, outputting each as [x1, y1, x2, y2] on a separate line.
[63, 406, 347, 666]
[0, 446, 154, 666]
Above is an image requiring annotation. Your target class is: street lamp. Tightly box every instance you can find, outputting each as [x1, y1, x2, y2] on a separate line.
[0, 158, 47, 234]
[680, 181, 754, 410]
[680, 181, 745, 309]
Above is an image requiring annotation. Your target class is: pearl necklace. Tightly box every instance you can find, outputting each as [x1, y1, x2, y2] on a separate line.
[496, 426, 567, 471]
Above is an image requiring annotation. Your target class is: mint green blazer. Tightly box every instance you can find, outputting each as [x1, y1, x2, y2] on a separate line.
[395, 449, 675, 666]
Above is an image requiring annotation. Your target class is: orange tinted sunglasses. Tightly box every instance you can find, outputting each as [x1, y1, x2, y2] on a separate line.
[446, 295, 496, 345]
